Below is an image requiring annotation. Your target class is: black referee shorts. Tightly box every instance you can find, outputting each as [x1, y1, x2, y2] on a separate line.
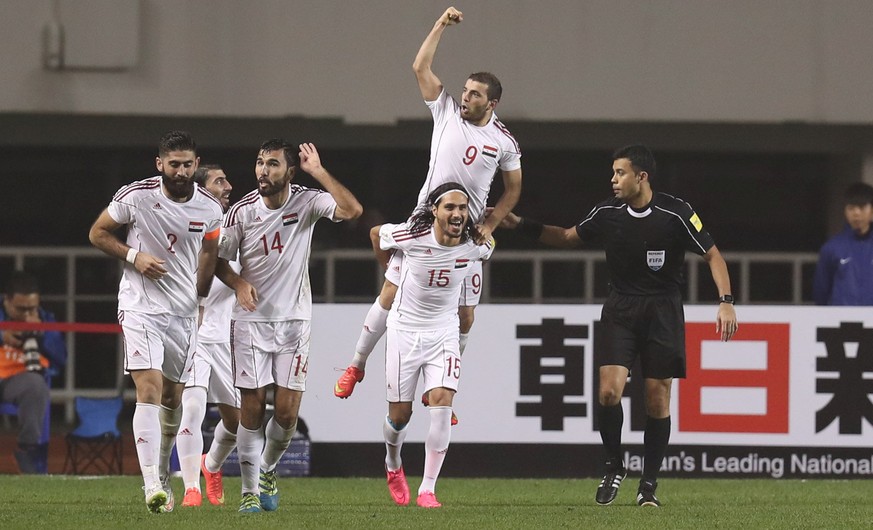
[596, 291, 686, 379]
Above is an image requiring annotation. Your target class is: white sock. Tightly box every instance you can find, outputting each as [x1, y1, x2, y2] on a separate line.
[177, 387, 207, 490]
[158, 404, 182, 479]
[205, 418, 237, 473]
[419, 406, 452, 494]
[352, 298, 389, 369]
[133, 403, 161, 488]
[458, 333, 469, 356]
[383, 415, 408, 471]
[237, 425, 264, 495]
[261, 416, 297, 471]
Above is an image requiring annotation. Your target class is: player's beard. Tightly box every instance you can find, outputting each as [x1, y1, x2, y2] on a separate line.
[258, 177, 288, 198]
[162, 173, 194, 200]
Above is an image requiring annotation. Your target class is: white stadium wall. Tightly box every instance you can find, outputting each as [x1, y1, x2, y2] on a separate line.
[1, 0, 873, 124]
[305, 304, 873, 478]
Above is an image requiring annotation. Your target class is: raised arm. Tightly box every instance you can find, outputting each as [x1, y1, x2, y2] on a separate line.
[298, 143, 363, 221]
[412, 6, 463, 101]
[703, 245, 738, 341]
[88, 208, 167, 280]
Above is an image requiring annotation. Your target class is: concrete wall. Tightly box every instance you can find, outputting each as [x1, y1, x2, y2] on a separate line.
[2, 0, 872, 124]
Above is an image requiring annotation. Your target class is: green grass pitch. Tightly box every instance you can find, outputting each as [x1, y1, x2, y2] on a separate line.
[1, 475, 871, 528]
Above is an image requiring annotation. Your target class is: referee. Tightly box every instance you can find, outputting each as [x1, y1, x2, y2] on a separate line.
[501, 144, 738, 507]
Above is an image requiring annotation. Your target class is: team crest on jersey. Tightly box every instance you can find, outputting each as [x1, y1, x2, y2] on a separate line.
[188, 221, 204, 233]
[482, 145, 498, 159]
[647, 250, 665, 271]
[454, 258, 470, 269]
[283, 213, 299, 226]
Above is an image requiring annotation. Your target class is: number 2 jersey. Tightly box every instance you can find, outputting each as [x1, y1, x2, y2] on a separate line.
[219, 184, 338, 322]
[417, 88, 521, 223]
[108, 176, 223, 317]
[379, 221, 495, 330]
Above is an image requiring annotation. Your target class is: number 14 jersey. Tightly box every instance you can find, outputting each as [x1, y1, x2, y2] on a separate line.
[219, 184, 338, 322]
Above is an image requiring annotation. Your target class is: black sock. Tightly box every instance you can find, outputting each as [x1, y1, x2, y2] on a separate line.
[599, 403, 624, 469]
[643, 416, 671, 482]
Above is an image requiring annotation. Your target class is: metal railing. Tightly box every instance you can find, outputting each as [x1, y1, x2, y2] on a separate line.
[0, 246, 819, 421]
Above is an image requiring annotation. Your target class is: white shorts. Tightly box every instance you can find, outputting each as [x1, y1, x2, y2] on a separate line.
[185, 341, 240, 408]
[385, 252, 484, 307]
[231, 320, 311, 391]
[119, 310, 197, 383]
[385, 326, 461, 402]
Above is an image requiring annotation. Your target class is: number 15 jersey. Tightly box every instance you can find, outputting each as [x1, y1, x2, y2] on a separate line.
[379, 221, 495, 331]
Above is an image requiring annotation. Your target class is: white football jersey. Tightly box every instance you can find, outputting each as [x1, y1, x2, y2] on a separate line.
[380, 222, 494, 330]
[198, 260, 239, 344]
[108, 176, 223, 317]
[416, 88, 521, 222]
[219, 184, 338, 322]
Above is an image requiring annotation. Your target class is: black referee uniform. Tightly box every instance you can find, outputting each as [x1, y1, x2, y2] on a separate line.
[576, 192, 715, 378]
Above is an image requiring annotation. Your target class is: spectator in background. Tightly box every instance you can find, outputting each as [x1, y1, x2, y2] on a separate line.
[813, 182, 873, 306]
[0, 271, 67, 474]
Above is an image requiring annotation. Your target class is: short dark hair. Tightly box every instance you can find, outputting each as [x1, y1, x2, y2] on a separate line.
[612, 144, 657, 179]
[469, 72, 502, 102]
[844, 182, 873, 206]
[4, 271, 40, 297]
[259, 139, 298, 168]
[158, 130, 197, 157]
[193, 164, 223, 187]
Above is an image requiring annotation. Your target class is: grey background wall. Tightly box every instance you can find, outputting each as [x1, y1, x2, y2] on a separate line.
[3, 0, 872, 124]
[1, 0, 872, 251]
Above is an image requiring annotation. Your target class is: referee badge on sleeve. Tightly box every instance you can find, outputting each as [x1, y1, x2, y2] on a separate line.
[647, 250, 665, 271]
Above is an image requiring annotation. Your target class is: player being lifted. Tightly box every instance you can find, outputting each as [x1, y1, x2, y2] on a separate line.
[335, 7, 522, 420]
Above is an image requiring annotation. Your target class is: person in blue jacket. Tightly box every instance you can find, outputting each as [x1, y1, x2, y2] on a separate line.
[814, 182, 873, 306]
[0, 271, 67, 473]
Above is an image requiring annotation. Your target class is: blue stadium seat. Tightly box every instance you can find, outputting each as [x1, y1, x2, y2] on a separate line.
[63, 395, 123, 475]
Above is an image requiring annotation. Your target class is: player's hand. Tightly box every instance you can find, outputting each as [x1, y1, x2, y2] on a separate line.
[235, 281, 258, 312]
[134, 252, 168, 280]
[472, 223, 493, 245]
[440, 7, 462, 25]
[299, 143, 323, 175]
[716, 304, 738, 342]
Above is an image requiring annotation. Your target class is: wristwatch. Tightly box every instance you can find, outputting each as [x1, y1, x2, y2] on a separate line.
[719, 294, 735, 305]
